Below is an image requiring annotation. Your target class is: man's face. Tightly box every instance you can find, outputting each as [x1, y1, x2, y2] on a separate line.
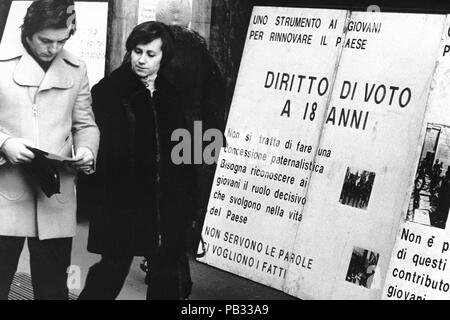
[26, 28, 71, 63]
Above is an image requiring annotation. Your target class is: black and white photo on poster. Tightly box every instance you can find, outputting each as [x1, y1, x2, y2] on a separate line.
[345, 247, 380, 289]
[339, 167, 376, 210]
[407, 123, 450, 230]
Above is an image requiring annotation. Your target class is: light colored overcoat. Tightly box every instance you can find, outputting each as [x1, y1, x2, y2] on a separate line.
[0, 38, 100, 239]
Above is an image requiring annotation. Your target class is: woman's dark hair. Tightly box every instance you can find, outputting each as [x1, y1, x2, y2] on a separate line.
[21, 0, 76, 41]
[125, 21, 175, 68]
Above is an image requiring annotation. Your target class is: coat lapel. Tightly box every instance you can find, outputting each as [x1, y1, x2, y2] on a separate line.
[1, 40, 78, 90]
[11, 46, 46, 88]
[39, 51, 76, 91]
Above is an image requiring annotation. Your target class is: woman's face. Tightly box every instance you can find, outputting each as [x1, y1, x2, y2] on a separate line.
[131, 38, 163, 78]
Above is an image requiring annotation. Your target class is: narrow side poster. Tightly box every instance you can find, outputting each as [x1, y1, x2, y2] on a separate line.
[383, 16, 450, 300]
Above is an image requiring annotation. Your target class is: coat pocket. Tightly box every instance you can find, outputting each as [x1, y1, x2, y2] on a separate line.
[0, 164, 26, 201]
[55, 167, 76, 203]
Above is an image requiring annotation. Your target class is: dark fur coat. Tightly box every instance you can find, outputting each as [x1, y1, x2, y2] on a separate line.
[78, 64, 197, 258]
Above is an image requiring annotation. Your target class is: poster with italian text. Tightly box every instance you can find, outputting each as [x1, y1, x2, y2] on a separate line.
[198, 6, 450, 300]
[382, 15, 450, 301]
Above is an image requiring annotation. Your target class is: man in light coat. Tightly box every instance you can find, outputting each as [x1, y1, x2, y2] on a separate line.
[0, 0, 99, 300]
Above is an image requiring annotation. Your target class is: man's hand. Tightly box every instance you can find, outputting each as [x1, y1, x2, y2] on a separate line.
[0, 138, 35, 164]
[71, 147, 94, 174]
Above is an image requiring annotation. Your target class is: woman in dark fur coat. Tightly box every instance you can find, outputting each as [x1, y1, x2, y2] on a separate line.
[78, 21, 197, 300]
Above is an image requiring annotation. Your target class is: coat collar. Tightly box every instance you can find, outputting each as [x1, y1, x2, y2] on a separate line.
[114, 64, 149, 97]
[0, 36, 80, 90]
[110, 64, 178, 117]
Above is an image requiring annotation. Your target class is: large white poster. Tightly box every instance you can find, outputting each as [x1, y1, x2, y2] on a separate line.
[198, 6, 447, 300]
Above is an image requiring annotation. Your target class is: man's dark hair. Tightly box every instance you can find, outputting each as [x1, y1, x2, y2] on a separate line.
[21, 0, 76, 41]
[125, 21, 175, 68]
